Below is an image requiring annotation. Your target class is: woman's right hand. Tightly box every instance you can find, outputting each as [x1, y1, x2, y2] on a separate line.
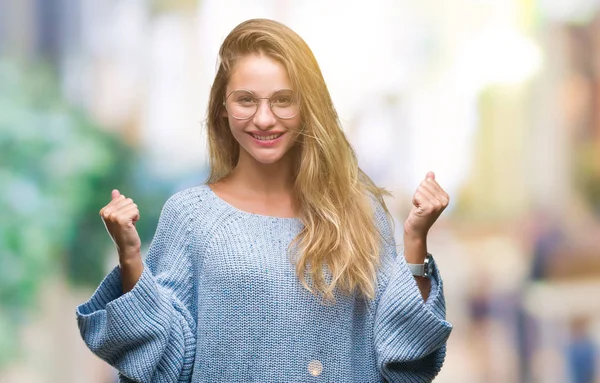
[100, 189, 141, 262]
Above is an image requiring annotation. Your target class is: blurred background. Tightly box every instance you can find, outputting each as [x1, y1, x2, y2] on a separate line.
[1, 0, 600, 382]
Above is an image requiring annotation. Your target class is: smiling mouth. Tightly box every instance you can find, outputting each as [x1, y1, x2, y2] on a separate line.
[250, 133, 284, 141]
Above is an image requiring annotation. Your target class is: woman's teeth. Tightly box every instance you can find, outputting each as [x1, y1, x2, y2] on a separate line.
[251, 133, 283, 141]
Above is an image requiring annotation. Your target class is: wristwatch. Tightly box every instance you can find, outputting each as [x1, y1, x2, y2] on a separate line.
[407, 253, 434, 277]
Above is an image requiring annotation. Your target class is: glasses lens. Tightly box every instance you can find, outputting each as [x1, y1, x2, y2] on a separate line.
[225, 90, 257, 119]
[270, 90, 299, 119]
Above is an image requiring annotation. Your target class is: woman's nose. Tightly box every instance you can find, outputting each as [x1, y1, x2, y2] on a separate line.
[252, 100, 277, 130]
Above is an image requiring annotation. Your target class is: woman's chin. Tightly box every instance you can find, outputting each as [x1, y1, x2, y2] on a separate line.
[247, 149, 290, 165]
[237, 142, 296, 167]
[252, 155, 285, 165]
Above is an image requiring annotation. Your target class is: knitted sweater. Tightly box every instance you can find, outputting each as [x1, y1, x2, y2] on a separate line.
[76, 184, 452, 383]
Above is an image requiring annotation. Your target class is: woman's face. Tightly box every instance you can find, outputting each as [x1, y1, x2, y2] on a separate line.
[223, 54, 302, 166]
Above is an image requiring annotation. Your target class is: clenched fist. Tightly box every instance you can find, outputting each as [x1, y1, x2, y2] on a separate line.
[99, 189, 141, 260]
[404, 172, 449, 240]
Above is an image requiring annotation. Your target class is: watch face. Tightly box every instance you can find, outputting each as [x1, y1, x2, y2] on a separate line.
[425, 255, 433, 277]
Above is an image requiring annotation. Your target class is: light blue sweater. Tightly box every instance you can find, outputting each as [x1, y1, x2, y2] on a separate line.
[76, 185, 452, 382]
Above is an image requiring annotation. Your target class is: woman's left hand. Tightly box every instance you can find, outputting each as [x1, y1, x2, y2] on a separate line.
[404, 171, 449, 240]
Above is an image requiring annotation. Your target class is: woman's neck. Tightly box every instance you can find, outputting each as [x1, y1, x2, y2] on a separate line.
[227, 151, 295, 195]
[210, 150, 298, 218]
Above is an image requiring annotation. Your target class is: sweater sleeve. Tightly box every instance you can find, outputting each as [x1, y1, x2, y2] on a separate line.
[76, 195, 197, 383]
[372, 200, 453, 383]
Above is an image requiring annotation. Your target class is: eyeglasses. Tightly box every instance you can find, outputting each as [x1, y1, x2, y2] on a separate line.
[223, 89, 300, 120]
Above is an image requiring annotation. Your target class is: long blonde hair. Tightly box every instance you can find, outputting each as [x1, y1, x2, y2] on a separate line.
[206, 19, 391, 301]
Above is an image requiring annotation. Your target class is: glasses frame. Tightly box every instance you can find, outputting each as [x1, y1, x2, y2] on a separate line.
[223, 88, 300, 120]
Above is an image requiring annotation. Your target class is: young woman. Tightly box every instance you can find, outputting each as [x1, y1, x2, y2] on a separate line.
[77, 18, 452, 383]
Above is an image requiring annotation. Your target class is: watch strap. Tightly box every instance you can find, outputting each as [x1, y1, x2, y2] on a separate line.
[407, 253, 433, 277]
[407, 262, 425, 277]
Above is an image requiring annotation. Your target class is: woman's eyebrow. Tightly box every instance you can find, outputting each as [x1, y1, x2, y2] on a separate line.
[229, 88, 293, 97]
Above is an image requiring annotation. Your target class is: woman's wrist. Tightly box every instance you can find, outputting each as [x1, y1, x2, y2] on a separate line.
[118, 252, 143, 293]
[118, 247, 141, 264]
[403, 234, 427, 264]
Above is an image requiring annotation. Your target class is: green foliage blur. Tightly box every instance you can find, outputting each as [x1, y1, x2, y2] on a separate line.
[0, 60, 169, 366]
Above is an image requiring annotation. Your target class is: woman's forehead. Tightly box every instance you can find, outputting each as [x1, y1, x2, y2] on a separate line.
[227, 54, 292, 95]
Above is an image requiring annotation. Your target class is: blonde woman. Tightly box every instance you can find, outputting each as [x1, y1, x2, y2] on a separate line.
[77, 19, 452, 383]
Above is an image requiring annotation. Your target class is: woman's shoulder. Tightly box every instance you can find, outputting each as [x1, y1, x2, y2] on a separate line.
[159, 183, 215, 218]
[364, 190, 393, 231]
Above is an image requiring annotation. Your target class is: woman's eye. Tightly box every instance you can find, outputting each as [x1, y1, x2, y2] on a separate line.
[273, 97, 292, 105]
